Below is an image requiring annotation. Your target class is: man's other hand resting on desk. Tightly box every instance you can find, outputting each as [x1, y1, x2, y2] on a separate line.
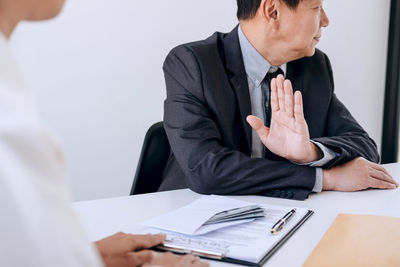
[322, 157, 399, 191]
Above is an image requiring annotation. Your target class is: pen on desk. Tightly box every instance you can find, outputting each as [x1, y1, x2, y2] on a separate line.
[270, 208, 296, 235]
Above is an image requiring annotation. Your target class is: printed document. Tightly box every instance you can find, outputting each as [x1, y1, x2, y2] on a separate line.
[143, 195, 310, 263]
[143, 195, 260, 235]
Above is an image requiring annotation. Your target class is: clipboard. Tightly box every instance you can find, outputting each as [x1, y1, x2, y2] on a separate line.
[153, 210, 314, 266]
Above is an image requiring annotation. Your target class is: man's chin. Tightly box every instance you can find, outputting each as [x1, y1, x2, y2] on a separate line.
[305, 47, 316, 57]
[290, 47, 317, 62]
[25, 0, 65, 21]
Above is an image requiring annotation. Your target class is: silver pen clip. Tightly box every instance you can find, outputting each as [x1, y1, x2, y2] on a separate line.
[155, 241, 226, 260]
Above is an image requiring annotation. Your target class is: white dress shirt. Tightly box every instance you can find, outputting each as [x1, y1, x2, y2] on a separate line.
[0, 34, 103, 267]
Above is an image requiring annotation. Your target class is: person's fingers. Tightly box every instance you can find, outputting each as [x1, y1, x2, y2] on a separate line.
[246, 115, 264, 130]
[276, 75, 285, 113]
[369, 168, 399, 186]
[197, 260, 210, 267]
[149, 252, 178, 267]
[294, 90, 305, 122]
[367, 176, 397, 189]
[370, 164, 398, 185]
[270, 78, 279, 112]
[192, 256, 210, 267]
[127, 250, 154, 266]
[128, 233, 166, 250]
[146, 252, 209, 267]
[284, 79, 294, 118]
[190, 256, 209, 267]
[246, 115, 270, 142]
[181, 254, 198, 263]
[178, 254, 210, 267]
[370, 162, 391, 175]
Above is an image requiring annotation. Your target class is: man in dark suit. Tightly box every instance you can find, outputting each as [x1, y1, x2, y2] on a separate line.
[160, 0, 398, 200]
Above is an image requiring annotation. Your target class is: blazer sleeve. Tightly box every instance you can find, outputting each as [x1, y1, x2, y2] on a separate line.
[312, 54, 380, 168]
[163, 45, 316, 200]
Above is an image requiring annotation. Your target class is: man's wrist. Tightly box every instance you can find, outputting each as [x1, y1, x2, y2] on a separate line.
[308, 142, 323, 162]
[295, 142, 323, 164]
[322, 169, 334, 191]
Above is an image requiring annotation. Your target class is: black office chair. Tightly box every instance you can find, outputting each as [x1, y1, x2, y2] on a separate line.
[130, 122, 170, 195]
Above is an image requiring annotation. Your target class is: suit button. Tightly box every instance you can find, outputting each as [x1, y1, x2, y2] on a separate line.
[280, 191, 287, 198]
[273, 190, 280, 197]
[287, 192, 294, 199]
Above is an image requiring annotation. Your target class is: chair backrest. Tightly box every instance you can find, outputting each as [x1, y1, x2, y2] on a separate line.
[130, 122, 170, 195]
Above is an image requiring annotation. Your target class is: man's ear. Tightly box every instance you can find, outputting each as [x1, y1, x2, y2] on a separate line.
[260, 0, 279, 29]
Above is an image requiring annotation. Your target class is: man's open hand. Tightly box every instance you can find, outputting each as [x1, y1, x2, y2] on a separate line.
[247, 75, 321, 163]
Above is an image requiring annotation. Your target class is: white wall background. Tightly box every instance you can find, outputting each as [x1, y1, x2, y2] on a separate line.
[9, 0, 390, 201]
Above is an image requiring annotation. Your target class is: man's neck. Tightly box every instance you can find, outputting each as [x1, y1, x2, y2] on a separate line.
[240, 21, 289, 67]
[0, 3, 22, 39]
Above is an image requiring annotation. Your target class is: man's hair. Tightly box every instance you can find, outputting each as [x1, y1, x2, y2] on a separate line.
[236, 0, 301, 20]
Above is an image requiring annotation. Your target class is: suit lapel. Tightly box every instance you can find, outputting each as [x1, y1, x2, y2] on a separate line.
[223, 26, 252, 154]
[286, 61, 304, 96]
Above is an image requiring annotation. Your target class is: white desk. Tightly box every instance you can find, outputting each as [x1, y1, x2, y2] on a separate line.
[74, 163, 400, 267]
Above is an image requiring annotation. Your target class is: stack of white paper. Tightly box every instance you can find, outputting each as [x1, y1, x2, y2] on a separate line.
[142, 195, 312, 264]
[143, 195, 261, 235]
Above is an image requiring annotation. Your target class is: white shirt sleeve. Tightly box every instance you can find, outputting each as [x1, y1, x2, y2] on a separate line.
[308, 141, 339, 167]
[310, 141, 339, 192]
[0, 129, 102, 267]
[0, 35, 103, 267]
[312, 168, 323, 192]
[291, 141, 339, 193]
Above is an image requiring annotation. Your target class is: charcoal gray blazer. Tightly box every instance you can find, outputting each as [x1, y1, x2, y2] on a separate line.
[159, 26, 379, 200]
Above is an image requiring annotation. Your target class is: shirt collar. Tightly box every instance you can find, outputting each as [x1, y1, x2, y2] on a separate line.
[238, 25, 286, 87]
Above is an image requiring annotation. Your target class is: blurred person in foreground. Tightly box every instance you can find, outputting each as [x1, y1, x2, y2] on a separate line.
[0, 0, 208, 266]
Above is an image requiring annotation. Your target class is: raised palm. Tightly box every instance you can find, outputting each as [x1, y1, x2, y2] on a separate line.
[247, 75, 319, 163]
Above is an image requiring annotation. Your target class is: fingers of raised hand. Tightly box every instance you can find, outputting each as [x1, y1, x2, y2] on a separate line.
[276, 75, 285, 113]
[246, 115, 264, 131]
[246, 115, 270, 141]
[271, 76, 301, 122]
[284, 79, 294, 118]
[270, 78, 279, 112]
[294, 91, 305, 122]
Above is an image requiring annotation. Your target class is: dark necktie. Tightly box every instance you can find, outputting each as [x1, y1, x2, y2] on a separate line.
[262, 67, 284, 127]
